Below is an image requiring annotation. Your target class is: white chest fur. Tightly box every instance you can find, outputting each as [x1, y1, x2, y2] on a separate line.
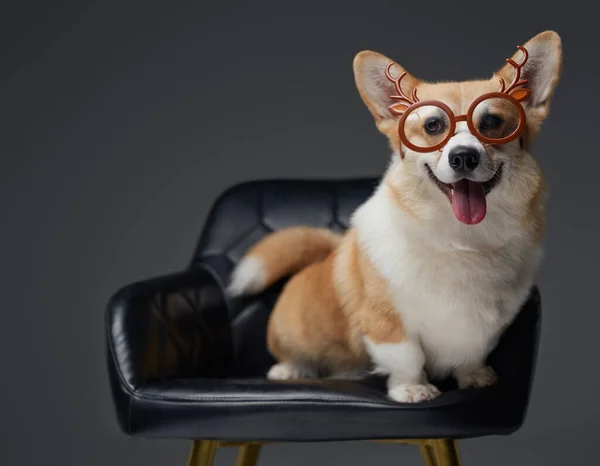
[353, 183, 542, 378]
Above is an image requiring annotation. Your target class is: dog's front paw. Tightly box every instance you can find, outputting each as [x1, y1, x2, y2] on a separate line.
[456, 366, 498, 389]
[388, 384, 441, 403]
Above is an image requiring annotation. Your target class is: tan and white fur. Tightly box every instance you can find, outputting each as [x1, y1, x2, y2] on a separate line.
[228, 31, 562, 403]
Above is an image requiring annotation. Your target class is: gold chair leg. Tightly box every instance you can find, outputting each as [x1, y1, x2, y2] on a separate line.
[184, 438, 457, 466]
[235, 444, 262, 466]
[430, 439, 461, 466]
[419, 442, 437, 466]
[187, 440, 218, 466]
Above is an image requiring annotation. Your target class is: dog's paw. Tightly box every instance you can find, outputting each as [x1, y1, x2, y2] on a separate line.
[267, 362, 313, 380]
[456, 366, 498, 389]
[388, 384, 441, 403]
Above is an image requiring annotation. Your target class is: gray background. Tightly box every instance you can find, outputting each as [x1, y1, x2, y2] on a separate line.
[1, 1, 597, 465]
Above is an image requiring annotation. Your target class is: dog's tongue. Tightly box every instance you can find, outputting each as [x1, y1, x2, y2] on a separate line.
[451, 179, 487, 225]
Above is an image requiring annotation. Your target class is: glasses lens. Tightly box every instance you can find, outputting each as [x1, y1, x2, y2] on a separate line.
[471, 96, 522, 143]
[401, 104, 452, 151]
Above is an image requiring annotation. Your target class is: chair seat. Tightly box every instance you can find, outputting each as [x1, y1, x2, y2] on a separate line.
[115, 374, 526, 441]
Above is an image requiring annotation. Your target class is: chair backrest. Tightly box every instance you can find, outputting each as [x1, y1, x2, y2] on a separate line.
[190, 178, 378, 376]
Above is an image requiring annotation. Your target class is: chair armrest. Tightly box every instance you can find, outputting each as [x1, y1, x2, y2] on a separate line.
[105, 266, 233, 396]
[487, 286, 542, 421]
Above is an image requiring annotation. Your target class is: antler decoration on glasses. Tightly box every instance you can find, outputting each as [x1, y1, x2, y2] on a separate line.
[383, 45, 531, 117]
[498, 45, 531, 102]
[384, 63, 420, 115]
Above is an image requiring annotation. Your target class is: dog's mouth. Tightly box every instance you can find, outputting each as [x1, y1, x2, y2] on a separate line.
[425, 163, 504, 225]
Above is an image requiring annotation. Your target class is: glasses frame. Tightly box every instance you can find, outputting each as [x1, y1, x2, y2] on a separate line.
[385, 44, 532, 154]
[397, 92, 527, 153]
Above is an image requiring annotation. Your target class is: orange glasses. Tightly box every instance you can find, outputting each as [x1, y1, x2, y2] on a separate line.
[386, 46, 531, 153]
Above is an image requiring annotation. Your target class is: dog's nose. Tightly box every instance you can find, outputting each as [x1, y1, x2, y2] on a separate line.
[449, 147, 480, 173]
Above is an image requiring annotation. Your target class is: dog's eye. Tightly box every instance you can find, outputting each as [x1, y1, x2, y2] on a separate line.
[424, 117, 445, 135]
[480, 114, 503, 131]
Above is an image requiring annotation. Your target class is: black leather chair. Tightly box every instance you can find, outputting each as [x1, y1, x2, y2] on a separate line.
[105, 178, 542, 466]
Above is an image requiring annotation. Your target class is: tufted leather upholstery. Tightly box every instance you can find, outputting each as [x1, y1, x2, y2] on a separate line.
[190, 179, 378, 377]
[106, 178, 541, 441]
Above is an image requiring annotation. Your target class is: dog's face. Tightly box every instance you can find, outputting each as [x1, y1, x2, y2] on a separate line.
[353, 31, 562, 231]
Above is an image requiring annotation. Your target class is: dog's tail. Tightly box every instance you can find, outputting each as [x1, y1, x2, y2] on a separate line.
[227, 226, 342, 297]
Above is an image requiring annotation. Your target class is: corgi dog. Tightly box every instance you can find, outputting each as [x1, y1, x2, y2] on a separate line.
[227, 31, 562, 403]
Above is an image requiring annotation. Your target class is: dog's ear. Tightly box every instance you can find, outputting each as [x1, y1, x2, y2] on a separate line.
[353, 51, 421, 123]
[496, 31, 562, 119]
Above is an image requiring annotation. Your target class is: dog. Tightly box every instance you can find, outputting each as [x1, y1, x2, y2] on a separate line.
[227, 31, 562, 403]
